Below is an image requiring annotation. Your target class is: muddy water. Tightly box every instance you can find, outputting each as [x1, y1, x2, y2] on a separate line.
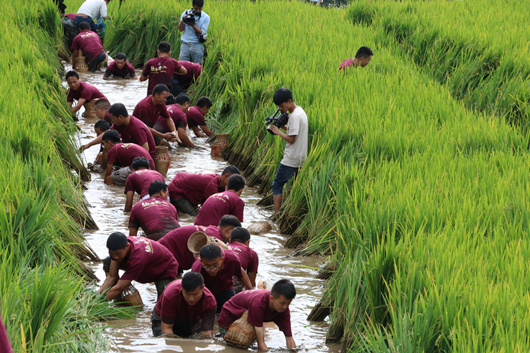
[71, 66, 340, 353]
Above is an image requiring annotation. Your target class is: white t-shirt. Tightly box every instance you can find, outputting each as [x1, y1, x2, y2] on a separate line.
[281, 106, 308, 168]
[77, 0, 108, 19]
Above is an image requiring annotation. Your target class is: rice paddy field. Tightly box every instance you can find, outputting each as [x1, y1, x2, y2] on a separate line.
[2, 0, 530, 351]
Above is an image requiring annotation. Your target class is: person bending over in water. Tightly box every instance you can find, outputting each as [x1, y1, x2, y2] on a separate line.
[218, 279, 297, 351]
[191, 244, 253, 313]
[128, 180, 180, 241]
[338, 46, 373, 71]
[66, 70, 106, 115]
[194, 174, 246, 227]
[151, 271, 216, 338]
[102, 130, 154, 185]
[168, 166, 240, 216]
[124, 157, 165, 212]
[103, 53, 137, 80]
[100, 232, 179, 300]
[187, 96, 214, 137]
[158, 215, 241, 272]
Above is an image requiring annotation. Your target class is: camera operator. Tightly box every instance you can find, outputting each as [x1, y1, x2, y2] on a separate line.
[178, 0, 210, 64]
[268, 88, 308, 213]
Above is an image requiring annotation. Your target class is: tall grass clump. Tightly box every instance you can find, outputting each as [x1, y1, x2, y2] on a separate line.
[347, 0, 530, 127]
[106, 0, 530, 351]
[1, 1, 133, 351]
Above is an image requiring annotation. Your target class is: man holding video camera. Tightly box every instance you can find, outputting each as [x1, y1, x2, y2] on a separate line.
[178, 0, 210, 64]
[268, 88, 308, 213]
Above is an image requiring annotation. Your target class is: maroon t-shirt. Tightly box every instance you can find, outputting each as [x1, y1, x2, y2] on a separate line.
[186, 106, 206, 128]
[107, 143, 155, 169]
[65, 13, 76, 20]
[111, 116, 156, 160]
[175, 61, 202, 89]
[228, 242, 259, 273]
[168, 173, 222, 206]
[217, 290, 292, 336]
[133, 96, 170, 128]
[67, 82, 106, 103]
[0, 317, 13, 353]
[71, 30, 104, 60]
[154, 280, 217, 330]
[194, 190, 244, 227]
[124, 169, 165, 198]
[156, 104, 188, 132]
[119, 237, 179, 283]
[129, 196, 179, 240]
[104, 111, 113, 124]
[104, 60, 136, 78]
[142, 57, 183, 95]
[191, 250, 244, 297]
[158, 225, 223, 270]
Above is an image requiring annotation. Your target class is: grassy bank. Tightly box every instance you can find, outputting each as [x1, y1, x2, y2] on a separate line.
[347, 0, 530, 127]
[102, 0, 530, 351]
[1, 1, 132, 351]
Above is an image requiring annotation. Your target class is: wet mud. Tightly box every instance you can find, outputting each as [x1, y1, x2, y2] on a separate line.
[71, 66, 341, 353]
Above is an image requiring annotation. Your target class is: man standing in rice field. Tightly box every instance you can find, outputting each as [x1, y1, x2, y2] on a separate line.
[339, 46, 373, 71]
[178, 0, 210, 64]
[268, 88, 309, 213]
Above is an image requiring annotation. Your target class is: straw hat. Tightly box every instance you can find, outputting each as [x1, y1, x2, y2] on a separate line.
[187, 231, 228, 257]
[116, 284, 143, 307]
[224, 310, 256, 348]
[247, 221, 273, 235]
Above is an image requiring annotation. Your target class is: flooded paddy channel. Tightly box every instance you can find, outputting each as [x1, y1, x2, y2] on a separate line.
[71, 67, 340, 353]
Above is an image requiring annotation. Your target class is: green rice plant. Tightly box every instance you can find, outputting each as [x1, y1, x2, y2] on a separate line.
[347, 0, 530, 127]
[0, 1, 133, 351]
[106, 0, 530, 351]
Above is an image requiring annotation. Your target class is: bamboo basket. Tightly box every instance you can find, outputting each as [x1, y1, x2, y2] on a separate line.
[224, 310, 255, 348]
[116, 284, 143, 307]
[74, 56, 89, 72]
[155, 145, 170, 176]
[187, 231, 228, 257]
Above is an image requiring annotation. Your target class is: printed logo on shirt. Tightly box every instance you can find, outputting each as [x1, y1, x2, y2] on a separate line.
[141, 199, 170, 210]
[120, 143, 133, 149]
[80, 32, 97, 39]
[135, 237, 154, 253]
[151, 65, 168, 74]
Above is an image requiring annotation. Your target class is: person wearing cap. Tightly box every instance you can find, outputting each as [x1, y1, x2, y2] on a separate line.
[158, 215, 241, 271]
[124, 157, 165, 212]
[191, 244, 253, 314]
[99, 232, 179, 300]
[194, 174, 246, 227]
[168, 166, 240, 216]
[218, 279, 297, 351]
[151, 272, 216, 338]
[128, 181, 180, 241]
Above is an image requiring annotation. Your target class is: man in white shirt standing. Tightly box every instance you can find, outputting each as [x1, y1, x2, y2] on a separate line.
[268, 88, 309, 213]
[76, 0, 110, 33]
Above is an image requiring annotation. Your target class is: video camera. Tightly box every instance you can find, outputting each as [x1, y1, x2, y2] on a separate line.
[265, 108, 289, 135]
[182, 9, 196, 25]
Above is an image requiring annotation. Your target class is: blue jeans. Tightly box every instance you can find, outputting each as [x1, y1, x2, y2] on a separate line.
[87, 52, 106, 72]
[272, 164, 299, 195]
[75, 15, 97, 33]
[179, 42, 204, 64]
